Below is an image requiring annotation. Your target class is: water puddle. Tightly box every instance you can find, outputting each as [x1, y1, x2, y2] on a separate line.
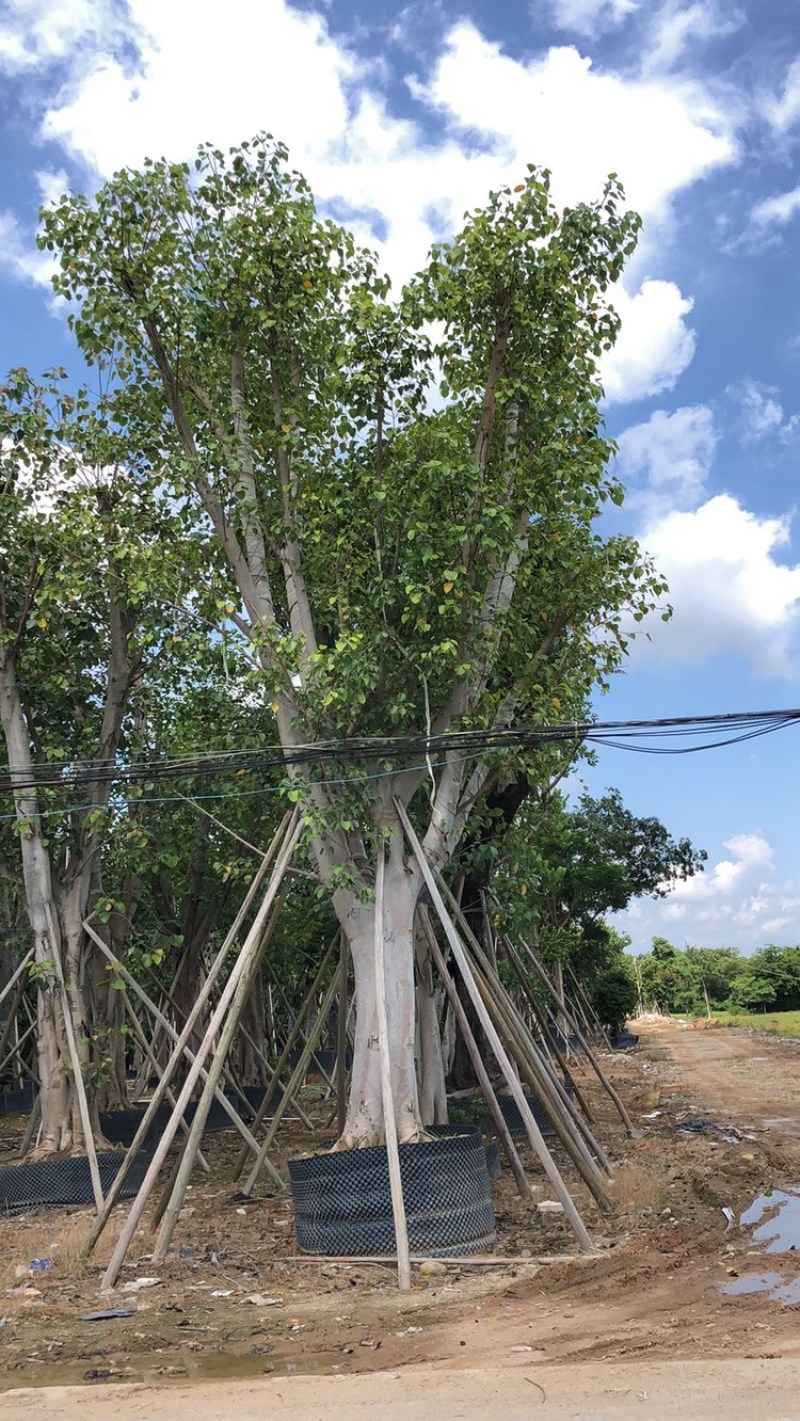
[721, 1187, 800, 1306]
[740, 1188, 800, 1253]
[723, 1271, 782, 1296]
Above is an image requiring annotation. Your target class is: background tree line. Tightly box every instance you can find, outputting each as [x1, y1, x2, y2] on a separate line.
[629, 939, 800, 1016]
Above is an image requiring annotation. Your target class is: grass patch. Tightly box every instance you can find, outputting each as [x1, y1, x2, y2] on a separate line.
[713, 1009, 800, 1040]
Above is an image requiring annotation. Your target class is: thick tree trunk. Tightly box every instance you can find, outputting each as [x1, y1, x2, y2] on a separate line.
[0, 656, 78, 1150]
[333, 833, 423, 1148]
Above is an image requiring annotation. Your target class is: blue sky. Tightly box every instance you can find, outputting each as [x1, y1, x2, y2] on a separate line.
[2, 0, 800, 954]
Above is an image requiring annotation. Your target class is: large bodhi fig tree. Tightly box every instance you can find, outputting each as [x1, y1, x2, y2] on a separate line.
[42, 139, 666, 1147]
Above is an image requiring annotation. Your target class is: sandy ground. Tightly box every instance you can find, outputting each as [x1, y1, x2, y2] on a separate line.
[2, 1018, 800, 1418]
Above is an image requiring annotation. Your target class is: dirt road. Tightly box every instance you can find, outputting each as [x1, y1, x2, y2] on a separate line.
[7, 1357, 800, 1421]
[3, 1018, 800, 1418]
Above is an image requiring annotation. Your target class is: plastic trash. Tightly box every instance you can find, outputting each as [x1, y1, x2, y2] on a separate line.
[79, 1308, 137, 1321]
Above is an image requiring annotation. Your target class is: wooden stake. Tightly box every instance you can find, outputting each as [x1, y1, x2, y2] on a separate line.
[85, 925, 280, 1179]
[395, 799, 595, 1256]
[121, 986, 209, 1174]
[151, 883, 290, 1261]
[373, 840, 411, 1291]
[436, 880, 611, 1191]
[240, 968, 339, 1196]
[0, 949, 33, 1013]
[419, 907, 530, 1198]
[91, 813, 300, 1282]
[336, 931, 348, 1139]
[44, 903, 104, 1212]
[231, 934, 339, 1180]
[510, 930, 638, 1137]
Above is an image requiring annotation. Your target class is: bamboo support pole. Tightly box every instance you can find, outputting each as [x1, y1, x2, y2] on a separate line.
[373, 841, 411, 1291]
[0, 967, 31, 1075]
[264, 961, 339, 1095]
[504, 939, 595, 1124]
[18, 1090, 41, 1157]
[395, 799, 595, 1255]
[151, 883, 290, 1261]
[437, 882, 611, 1188]
[336, 931, 348, 1139]
[0, 949, 33, 1014]
[241, 968, 340, 1196]
[419, 909, 530, 1198]
[97, 815, 302, 1289]
[85, 924, 279, 1178]
[464, 947, 612, 1201]
[231, 934, 339, 1180]
[510, 931, 638, 1137]
[44, 904, 104, 1212]
[121, 987, 209, 1173]
[568, 968, 613, 1051]
[0, 1018, 36, 1079]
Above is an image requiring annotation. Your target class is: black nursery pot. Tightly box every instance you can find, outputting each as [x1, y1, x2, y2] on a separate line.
[289, 1130, 496, 1257]
[485, 1087, 574, 1140]
[0, 1149, 150, 1215]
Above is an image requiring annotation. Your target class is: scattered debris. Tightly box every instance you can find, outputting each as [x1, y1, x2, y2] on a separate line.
[78, 1308, 137, 1322]
[120, 1277, 162, 1293]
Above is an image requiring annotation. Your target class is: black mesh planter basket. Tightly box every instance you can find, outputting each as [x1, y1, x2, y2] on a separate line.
[0, 1083, 37, 1116]
[611, 1030, 639, 1050]
[0, 1148, 151, 1216]
[484, 1087, 574, 1140]
[289, 1130, 496, 1257]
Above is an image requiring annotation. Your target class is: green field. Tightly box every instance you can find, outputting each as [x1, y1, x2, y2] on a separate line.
[713, 1009, 800, 1040]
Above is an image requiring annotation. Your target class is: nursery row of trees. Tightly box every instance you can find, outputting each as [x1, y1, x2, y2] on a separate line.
[1, 132, 704, 1154]
[630, 939, 800, 1016]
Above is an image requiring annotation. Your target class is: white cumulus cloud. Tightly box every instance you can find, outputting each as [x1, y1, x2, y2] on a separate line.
[635, 495, 800, 676]
[0, 2, 745, 402]
[612, 831, 800, 951]
[614, 403, 717, 512]
[601, 280, 696, 404]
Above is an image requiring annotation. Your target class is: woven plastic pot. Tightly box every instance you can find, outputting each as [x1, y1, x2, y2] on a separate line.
[0, 1149, 151, 1215]
[611, 1030, 639, 1050]
[484, 1087, 575, 1140]
[0, 1084, 36, 1116]
[289, 1130, 495, 1257]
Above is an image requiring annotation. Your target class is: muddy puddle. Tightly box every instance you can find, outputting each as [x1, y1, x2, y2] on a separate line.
[722, 1188, 800, 1305]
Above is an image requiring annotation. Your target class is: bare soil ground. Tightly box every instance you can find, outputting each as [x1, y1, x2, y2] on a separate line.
[2, 1018, 800, 1417]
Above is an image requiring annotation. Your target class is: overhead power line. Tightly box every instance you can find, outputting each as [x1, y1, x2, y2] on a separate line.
[1, 707, 798, 807]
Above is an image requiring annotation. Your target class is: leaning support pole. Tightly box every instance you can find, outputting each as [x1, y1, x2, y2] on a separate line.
[84, 924, 281, 1180]
[373, 840, 411, 1292]
[0, 949, 33, 1014]
[93, 814, 301, 1284]
[151, 883, 290, 1261]
[241, 968, 340, 1196]
[501, 938, 595, 1122]
[395, 799, 595, 1256]
[568, 967, 613, 1052]
[44, 904, 104, 1212]
[419, 908, 530, 1199]
[464, 944, 612, 1199]
[437, 882, 611, 1192]
[121, 987, 209, 1174]
[336, 932, 349, 1140]
[231, 934, 340, 1181]
[511, 931, 638, 1138]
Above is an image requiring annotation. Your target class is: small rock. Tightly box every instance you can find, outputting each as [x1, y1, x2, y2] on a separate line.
[245, 1294, 282, 1308]
[419, 1259, 447, 1275]
[661, 1207, 673, 1218]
